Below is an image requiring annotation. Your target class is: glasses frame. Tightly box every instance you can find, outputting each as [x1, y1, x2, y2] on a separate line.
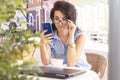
[53, 18, 68, 25]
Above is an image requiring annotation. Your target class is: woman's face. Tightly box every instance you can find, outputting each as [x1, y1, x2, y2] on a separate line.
[53, 10, 68, 31]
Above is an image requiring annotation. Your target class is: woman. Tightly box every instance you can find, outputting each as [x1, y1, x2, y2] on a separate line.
[40, 1, 91, 69]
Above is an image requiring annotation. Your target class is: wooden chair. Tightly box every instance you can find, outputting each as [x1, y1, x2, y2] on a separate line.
[86, 53, 107, 80]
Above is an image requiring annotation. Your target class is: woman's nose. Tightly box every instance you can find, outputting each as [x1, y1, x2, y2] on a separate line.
[58, 22, 62, 25]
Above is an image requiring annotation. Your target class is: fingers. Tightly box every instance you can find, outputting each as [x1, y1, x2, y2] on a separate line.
[41, 30, 47, 35]
[45, 34, 53, 39]
[67, 20, 76, 30]
[41, 30, 53, 44]
[67, 20, 77, 36]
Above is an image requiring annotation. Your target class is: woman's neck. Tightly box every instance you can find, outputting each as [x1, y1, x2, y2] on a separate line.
[57, 31, 69, 46]
[57, 30, 68, 37]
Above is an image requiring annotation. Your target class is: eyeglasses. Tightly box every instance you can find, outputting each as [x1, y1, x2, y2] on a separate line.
[54, 18, 68, 25]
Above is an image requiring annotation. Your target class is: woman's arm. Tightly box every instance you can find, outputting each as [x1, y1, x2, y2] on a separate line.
[67, 34, 85, 67]
[67, 20, 85, 67]
[40, 30, 53, 65]
[40, 42, 51, 65]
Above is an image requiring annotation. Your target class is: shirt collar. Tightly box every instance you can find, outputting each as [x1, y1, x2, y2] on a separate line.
[53, 31, 61, 40]
[53, 31, 70, 46]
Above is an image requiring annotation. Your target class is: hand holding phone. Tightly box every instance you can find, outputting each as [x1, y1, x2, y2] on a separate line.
[41, 22, 53, 35]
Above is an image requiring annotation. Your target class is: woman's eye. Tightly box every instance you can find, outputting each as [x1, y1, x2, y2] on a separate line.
[54, 17, 59, 20]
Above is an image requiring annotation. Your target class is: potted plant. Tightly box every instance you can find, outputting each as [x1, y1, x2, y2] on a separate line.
[0, 0, 41, 80]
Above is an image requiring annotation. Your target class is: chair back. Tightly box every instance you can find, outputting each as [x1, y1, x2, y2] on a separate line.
[86, 53, 107, 80]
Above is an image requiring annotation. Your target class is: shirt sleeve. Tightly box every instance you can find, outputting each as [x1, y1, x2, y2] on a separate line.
[74, 29, 83, 40]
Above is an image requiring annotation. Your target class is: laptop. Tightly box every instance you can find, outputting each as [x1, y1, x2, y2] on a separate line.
[18, 66, 86, 79]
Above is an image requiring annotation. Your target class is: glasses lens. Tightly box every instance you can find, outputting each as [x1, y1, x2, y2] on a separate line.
[54, 19, 59, 24]
[54, 18, 68, 24]
[61, 19, 68, 24]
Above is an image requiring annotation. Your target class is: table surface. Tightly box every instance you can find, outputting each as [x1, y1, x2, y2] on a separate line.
[26, 66, 100, 80]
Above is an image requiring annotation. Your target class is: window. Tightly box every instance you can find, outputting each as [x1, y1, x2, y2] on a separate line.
[29, 13, 34, 26]
[81, 5, 92, 30]
[69, 0, 108, 31]
[69, 0, 108, 44]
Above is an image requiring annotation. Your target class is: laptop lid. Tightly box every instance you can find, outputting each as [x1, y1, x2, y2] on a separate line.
[18, 66, 86, 79]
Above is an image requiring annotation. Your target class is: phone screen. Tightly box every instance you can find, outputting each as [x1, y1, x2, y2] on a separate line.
[41, 22, 53, 35]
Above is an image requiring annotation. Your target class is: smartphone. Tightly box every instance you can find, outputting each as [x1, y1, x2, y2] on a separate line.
[41, 22, 53, 35]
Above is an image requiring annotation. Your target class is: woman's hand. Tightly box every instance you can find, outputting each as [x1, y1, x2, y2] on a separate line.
[67, 20, 77, 37]
[40, 30, 53, 45]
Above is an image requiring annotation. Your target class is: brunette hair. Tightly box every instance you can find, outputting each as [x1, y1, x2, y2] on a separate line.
[50, 1, 77, 31]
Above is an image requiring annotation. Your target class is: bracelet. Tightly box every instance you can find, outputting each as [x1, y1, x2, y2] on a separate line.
[68, 43, 76, 48]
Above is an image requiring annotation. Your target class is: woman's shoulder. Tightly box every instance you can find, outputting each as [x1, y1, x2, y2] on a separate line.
[74, 28, 83, 38]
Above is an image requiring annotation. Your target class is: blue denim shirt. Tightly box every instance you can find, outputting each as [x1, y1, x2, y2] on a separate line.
[49, 29, 91, 69]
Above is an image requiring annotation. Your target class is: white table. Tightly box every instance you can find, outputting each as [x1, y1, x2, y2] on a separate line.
[18, 60, 100, 80]
[26, 67, 100, 80]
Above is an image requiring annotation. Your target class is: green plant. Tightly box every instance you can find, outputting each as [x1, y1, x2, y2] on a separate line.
[0, 27, 41, 80]
[0, 0, 26, 23]
[0, 0, 41, 80]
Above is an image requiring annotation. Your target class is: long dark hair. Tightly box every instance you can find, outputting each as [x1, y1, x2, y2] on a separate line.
[50, 1, 77, 31]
